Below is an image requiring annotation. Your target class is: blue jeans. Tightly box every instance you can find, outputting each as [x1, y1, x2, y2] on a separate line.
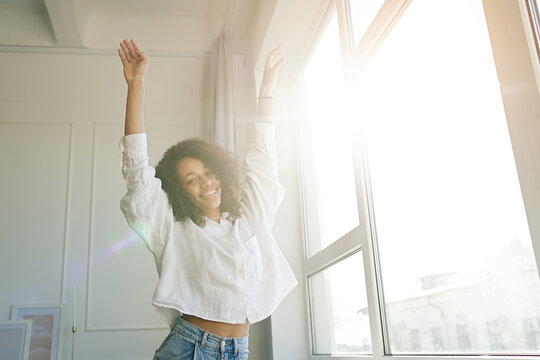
[153, 316, 249, 360]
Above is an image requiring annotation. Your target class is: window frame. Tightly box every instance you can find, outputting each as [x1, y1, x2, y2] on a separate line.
[525, 0, 540, 63]
[484, 0, 540, 280]
[293, 0, 540, 359]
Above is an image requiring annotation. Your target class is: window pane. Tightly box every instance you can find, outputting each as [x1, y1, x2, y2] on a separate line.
[355, 0, 540, 355]
[302, 11, 359, 256]
[349, 0, 386, 47]
[309, 251, 372, 354]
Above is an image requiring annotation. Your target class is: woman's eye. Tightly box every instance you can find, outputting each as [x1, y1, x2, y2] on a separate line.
[187, 178, 197, 185]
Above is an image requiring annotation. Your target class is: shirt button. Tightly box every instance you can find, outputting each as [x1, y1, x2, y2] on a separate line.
[238, 268, 243, 274]
[241, 295, 247, 302]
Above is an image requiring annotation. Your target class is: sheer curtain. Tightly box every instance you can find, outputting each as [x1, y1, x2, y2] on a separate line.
[208, 31, 235, 153]
[203, 0, 238, 153]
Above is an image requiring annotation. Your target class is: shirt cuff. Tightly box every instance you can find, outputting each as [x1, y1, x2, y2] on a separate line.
[119, 133, 148, 160]
[253, 122, 276, 145]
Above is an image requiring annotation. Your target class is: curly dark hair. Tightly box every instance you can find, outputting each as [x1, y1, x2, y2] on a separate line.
[155, 138, 242, 227]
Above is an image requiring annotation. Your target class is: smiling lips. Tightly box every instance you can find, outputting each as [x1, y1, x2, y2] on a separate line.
[202, 187, 219, 199]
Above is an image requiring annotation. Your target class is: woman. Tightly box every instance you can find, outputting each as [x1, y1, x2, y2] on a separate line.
[118, 39, 297, 360]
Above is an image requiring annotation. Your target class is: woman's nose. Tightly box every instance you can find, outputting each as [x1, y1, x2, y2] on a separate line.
[202, 175, 213, 187]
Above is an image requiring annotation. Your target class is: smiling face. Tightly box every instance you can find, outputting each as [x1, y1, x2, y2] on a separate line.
[176, 157, 222, 219]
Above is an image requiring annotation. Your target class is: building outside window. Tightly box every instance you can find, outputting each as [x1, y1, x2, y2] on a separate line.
[486, 319, 507, 351]
[524, 317, 540, 350]
[430, 327, 445, 352]
[409, 329, 420, 352]
[457, 324, 472, 351]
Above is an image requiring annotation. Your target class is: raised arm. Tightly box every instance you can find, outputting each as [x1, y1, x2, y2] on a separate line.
[241, 45, 286, 226]
[118, 39, 173, 257]
[118, 39, 149, 135]
[257, 44, 286, 123]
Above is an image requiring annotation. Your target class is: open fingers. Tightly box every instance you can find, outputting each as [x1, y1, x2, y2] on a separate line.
[118, 48, 128, 65]
[130, 39, 142, 53]
[120, 39, 137, 61]
[273, 56, 286, 71]
[119, 42, 132, 63]
[130, 39, 147, 61]
[267, 44, 285, 65]
[125, 39, 138, 58]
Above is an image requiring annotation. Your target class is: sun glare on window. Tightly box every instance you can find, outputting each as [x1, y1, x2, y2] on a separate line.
[355, 0, 540, 354]
[302, 11, 360, 257]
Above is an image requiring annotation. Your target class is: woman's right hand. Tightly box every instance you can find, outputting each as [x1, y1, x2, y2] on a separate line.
[118, 39, 149, 84]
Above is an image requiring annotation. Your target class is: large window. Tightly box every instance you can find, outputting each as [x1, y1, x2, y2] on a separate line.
[297, 5, 371, 355]
[301, 9, 359, 257]
[296, 0, 540, 358]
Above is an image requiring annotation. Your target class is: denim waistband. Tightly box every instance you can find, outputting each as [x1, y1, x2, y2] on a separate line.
[172, 316, 249, 355]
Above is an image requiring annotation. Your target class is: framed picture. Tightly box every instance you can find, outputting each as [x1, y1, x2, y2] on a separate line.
[11, 303, 63, 360]
[0, 320, 32, 360]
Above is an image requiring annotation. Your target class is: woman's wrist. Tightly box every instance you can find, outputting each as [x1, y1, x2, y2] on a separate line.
[127, 77, 145, 88]
[258, 84, 273, 98]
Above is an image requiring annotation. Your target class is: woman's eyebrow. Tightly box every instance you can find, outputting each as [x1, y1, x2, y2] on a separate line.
[182, 171, 195, 181]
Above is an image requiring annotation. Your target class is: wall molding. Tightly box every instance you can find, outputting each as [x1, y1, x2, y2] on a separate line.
[0, 45, 206, 58]
[59, 123, 74, 305]
[85, 122, 186, 332]
[0, 121, 73, 306]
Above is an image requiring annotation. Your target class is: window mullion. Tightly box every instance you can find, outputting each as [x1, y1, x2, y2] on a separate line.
[304, 227, 362, 276]
[344, 0, 414, 356]
[351, 131, 388, 359]
[335, 0, 353, 61]
[349, 0, 412, 75]
[482, 0, 540, 279]
[525, 0, 540, 63]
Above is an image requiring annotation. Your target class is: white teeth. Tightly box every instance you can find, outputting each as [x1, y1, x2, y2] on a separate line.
[203, 189, 216, 198]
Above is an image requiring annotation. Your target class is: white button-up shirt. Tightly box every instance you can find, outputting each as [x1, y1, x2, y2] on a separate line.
[120, 123, 297, 325]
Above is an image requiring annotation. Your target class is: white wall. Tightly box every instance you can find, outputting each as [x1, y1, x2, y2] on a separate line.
[0, 48, 202, 359]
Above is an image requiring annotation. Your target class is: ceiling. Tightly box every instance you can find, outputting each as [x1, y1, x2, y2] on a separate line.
[0, 0, 260, 52]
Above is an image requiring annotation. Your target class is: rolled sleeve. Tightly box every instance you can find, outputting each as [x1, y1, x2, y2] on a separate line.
[119, 133, 173, 256]
[241, 123, 285, 227]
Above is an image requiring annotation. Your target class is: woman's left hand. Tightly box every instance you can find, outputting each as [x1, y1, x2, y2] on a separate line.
[260, 44, 286, 97]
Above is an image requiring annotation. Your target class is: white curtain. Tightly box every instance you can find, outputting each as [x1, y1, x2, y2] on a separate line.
[207, 31, 235, 153]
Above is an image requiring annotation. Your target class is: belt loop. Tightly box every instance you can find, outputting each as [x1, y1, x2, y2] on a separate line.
[233, 338, 238, 356]
[200, 332, 209, 349]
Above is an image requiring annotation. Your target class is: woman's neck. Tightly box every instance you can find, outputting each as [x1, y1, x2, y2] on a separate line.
[206, 210, 222, 223]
